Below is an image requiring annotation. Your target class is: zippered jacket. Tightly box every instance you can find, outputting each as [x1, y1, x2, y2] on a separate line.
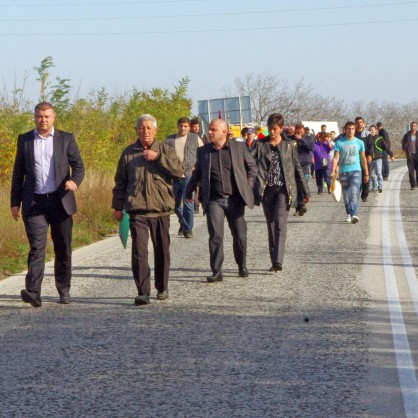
[368, 134, 393, 160]
[253, 136, 310, 208]
[401, 131, 418, 157]
[112, 139, 183, 216]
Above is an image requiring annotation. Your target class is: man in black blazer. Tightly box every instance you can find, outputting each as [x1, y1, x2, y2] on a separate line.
[11, 102, 85, 307]
[186, 118, 257, 282]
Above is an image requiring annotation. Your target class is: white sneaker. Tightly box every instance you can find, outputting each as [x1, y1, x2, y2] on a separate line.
[346, 214, 351, 223]
[351, 215, 359, 224]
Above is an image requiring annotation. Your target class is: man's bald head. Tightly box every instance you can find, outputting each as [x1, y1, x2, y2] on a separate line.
[208, 119, 228, 148]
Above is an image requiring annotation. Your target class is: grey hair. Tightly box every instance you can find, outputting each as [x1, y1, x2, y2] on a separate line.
[135, 114, 157, 129]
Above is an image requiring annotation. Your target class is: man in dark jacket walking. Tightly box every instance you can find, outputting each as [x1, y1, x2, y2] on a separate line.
[367, 125, 395, 192]
[11, 102, 85, 307]
[288, 122, 313, 215]
[186, 118, 257, 282]
[377, 122, 391, 180]
[112, 114, 183, 305]
[401, 121, 418, 190]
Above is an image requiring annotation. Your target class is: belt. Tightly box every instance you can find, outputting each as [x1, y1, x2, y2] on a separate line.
[211, 193, 233, 199]
[34, 191, 59, 199]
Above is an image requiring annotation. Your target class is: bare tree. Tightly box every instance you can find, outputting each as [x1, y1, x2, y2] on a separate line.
[223, 71, 413, 154]
[224, 71, 347, 126]
[349, 100, 415, 152]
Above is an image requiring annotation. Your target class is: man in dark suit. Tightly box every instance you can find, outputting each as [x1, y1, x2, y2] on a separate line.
[11, 102, 85, 307]
[186, 118, 257, 282]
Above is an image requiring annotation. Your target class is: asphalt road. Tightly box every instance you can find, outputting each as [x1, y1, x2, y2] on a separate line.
[1, 161, 417, 417]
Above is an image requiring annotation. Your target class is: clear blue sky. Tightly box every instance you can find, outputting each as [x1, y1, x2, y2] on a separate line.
[1, 0, 417, 114]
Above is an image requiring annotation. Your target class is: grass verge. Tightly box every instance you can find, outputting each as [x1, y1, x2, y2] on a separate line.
[0, 170, 116, 280]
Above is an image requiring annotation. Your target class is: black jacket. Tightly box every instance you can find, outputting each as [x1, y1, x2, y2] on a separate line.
[288, 134, 314, 167]
[11, 129, 85, 216]
[253, 136, 310, 208]
[368, 134, 393, 160]
[186, 140, 257, 210]
[402, 131, 418, 157]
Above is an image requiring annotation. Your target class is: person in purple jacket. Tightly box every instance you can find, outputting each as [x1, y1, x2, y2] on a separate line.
[313, 131, 334, 194]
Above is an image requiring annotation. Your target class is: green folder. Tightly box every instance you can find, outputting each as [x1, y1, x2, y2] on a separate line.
[119, 210, 130, 249]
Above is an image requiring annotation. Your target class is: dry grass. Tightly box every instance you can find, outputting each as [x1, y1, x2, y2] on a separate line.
[73, 169, 116, 245]
[0, 170, 116, 279]
[0, 186, 30, 277]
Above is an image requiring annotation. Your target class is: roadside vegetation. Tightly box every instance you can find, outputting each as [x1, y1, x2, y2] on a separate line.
[0, 57, 414, 278]
[0, 57, 191, 279]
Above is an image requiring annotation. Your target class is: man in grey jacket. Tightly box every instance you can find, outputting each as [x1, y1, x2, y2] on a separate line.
[112, 114, 183, 305]
[186, 119, 257, 282]
[165, 117, 203, 238]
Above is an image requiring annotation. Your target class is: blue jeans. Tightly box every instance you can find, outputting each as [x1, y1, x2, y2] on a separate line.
[173, 176, 194, 232]
[315, 168, 331, 192]
[339, 171, 361, 217]
[370, 159, 383, 190]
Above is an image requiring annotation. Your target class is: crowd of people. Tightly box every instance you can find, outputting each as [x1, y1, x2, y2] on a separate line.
[11, 102, 415, 307]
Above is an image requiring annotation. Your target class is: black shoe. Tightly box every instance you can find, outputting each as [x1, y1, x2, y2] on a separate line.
[378, 187, 382, 193]
[411, 186, 416, 191]
[361, 197, 368, 202]
[178, 225, 184, 237]
[59, 293, 71, 304]
[298, 207, 307, 216]
[317, 190, 323, 195]
[207, 272, 223, 283]
[238, 267, 249, 278]
[184, 230, 193, 239]
[383, 177, 388, 181]
[20, 289, 42, 308]
[269, 262, 282, 272]
[156, 291, 169, 300]
[134, 294, 150, 305]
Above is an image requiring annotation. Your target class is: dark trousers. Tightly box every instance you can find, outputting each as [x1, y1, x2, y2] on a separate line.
[315, 168, 331, 192]
[296, 165, 310, 209]
[262, 187, 290, 265]
[205, 197, 247, 274]
[23, 192, 73, 297]
[360, 165, 370, 201]
[406, 155, 418, 188]
[129, 214, 170, 296]
[382, 151, 389, 179]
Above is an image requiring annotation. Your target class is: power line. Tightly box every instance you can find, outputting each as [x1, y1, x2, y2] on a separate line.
[1, 1, 417, 20]
[0, 0, 205, 6]
[0, 16, 416, 36]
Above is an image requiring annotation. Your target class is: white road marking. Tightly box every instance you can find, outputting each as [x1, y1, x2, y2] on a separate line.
[382, 168, 418, 418]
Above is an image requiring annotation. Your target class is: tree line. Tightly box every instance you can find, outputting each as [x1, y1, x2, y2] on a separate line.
[1, 60, 413, 183]
[0, 57, 191, 181]
[225, 71, 416, 150]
